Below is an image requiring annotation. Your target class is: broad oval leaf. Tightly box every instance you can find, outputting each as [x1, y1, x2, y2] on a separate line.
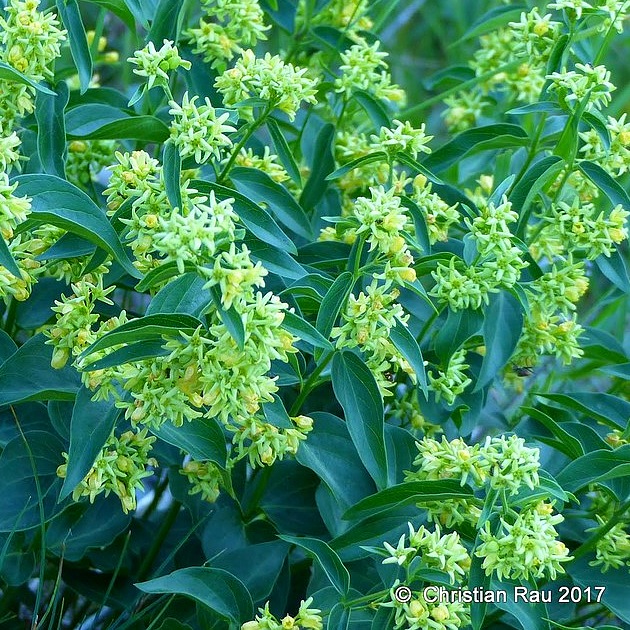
[389, 320, 428, 398]
[0, 334, 81, 406]
[15, 174, 140, 279]
[475, 291, 523, 391]
[315, 271, 355, 339]
[279, 534, 350, 596]
[136, 567, 253, 625]
[152, 417, 228, 469]
[422, 124, 529, 173]
[35, 82, 69, 177]
[59, 386, 120, 501]
[79, 313, 203, 360]
[230, 167, 312, 239]
[331, 351, 388, 489]
[56, 0, 93, 93]
[193, 180, 297, 254]
[282, 311, 333, 351]
[343, 480, 474, 522]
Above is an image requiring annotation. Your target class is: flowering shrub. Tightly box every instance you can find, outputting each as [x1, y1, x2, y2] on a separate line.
[1, 0, 630, 629]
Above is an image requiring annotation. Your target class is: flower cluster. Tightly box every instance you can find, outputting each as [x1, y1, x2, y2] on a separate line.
[382, 523, 471, 584]
[66, 140, 117, 188]
[333, 281, 414, 395]
[334, 39, 405, 102]
[427, 349, 472, 405]
[180, 460, 223, 503]
[0, 0, 66, 128]
[128, 39, 191, 91]
[372, 120, 433, 159]
[410, 175, 461, 243]
[443, 9, 561, 129]
[169, 93, 236, 164]
[580, 113, 630, 178]
[215, 50, 318, 121]
[187, 0, 269, 70]
[46, 274, 118, 369]
[387, 387, 442, 436]
[548, 63, 616, 112]
[476, 501, 572, 581]
[57, 429, 157, 513]
[241, 597, 322, 630]
[431, 196, 526, 311]
[588, 516, 630, 572]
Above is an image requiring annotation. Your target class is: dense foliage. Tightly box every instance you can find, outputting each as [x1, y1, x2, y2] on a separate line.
[1, 0, 630, 629]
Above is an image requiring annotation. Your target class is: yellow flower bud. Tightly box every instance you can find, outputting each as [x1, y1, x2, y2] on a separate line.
[431, 605, 450, 622]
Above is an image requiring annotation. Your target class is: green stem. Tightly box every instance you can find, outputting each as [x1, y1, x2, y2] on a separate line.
[289, 351, 334, 416]
[217, 104, 273, 184]
[509, 113, 548, 194]
[136, 500, 182, 581]
[243, 466, 273, 521]
[572, 499, 630, 560]
[2, 296, 17, 334]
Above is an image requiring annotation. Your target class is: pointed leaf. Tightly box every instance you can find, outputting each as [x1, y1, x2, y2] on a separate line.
[331, 351, 387, 489]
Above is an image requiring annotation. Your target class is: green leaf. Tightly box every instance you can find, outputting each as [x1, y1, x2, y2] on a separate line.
[556, 446, 630, 493]
[524, 406, 583, 460]
[279, 535, 350, 596]
[79, 313, 203, 360]
[0, 334, 81, 406]
[82, 339, 169, 371]
[434, 308, 484, 362]
[136, 567, 253, 625]
[352, 90, 390, 131]
[331, 351, 388, 489]
[210, 541, 288, 602]
[315, 271, 354, 339]
[300, 123, 335, 210]
[136, 261, 198, 293]
[230, 167, 312, 239]
[295, 412, 375, 513]
[399, 196, 431, 255]
[343, 480, 474, 521]
[579, 160, 630, 208]
[491, 578, 550, 630]
[83, 0, 136, 30]
[569, 557, 630, 624]
[15, 174, 141, 279]
[152, 417, 227, 468]
[66, 104, 170, 142]
[149, 0, 184, 43]
[193, 180, 297, 254]
[326, 152, 388, 182]
[46, 496, 130, 561]
[475, 291, 523, 391]
[56, 0, 93, 94]
[59, 387, 119, 501]
[245, 237, 307, 280]
[0, 431, 65, 532]
[0, 61, 56, 95]
[282, 311, 333, 350]
[454, 4, 527, 45]
[267, 118, 301, 185]
[208, 285, 245, 350]
[145, 273, 211, 317]
[0, 234, 21, 278]
[422, 124, 529, 173]
[163, 141, 183, 211]
[596, 248, 630, 294]
[512, 156, 564, 237]
[389, 320, 428, 398]
[35, 82, 69, 177]
[536, 392, 630, 431]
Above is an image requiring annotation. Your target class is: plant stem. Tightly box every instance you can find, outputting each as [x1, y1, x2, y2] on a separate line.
[136, 500, 182, 582]
[509, 113, 548, 194]
[289, 351, 334, 416]
[217, 104, 273, 184]
[572, 499, 630, 560]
